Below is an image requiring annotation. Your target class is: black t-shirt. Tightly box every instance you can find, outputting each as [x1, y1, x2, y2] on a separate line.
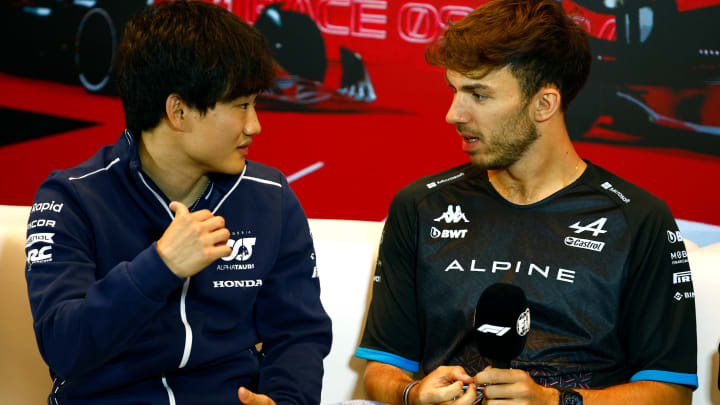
[356, 162, 697, 389]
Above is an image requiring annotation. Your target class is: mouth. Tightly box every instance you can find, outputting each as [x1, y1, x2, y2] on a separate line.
[459, 132, 481, 153]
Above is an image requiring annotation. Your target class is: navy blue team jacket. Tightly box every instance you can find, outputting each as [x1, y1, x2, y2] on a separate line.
[24, 131, 332, 404]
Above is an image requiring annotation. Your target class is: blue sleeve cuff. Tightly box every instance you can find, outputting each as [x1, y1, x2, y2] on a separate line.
[630, 370, 698, 390]
[355, 347, 419, 373]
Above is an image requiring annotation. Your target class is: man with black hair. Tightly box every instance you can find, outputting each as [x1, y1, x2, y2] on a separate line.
[24, 1, 331, 404]
[354, 1, 697, 404]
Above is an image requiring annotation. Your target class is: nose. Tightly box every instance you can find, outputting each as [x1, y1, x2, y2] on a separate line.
[243, 105, 261, 136]
[446, 94, 469, 125]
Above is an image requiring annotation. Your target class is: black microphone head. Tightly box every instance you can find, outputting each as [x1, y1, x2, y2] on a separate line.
[473, 283, 531, 367]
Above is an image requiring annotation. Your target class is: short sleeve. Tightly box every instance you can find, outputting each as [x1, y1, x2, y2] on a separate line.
[355, 187, 422, 372]
[621, 201, 697, 389]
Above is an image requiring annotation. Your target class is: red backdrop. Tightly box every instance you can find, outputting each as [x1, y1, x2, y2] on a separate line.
[1, 0, 719, 230]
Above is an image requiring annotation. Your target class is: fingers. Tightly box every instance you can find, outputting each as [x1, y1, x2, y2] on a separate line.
[418, 366, 474, 404]
[454, 383, 479, 405]
[475, 368, 539, 402]
[169, 201, 190, 216]
[238, 387, 276, 405]
[444, 366, 474, 385]
[158, 203, 231, 278]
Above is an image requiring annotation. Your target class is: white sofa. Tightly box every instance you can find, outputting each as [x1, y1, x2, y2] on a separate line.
[1, 205, 718, 404]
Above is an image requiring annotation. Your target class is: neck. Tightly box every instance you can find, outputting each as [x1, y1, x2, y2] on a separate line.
[138, 126, 209, 207]
[488, 125, 585, 205]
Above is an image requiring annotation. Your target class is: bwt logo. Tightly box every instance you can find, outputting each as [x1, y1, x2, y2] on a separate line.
[434, 205, 469, 224]
[222, 238, 256, 262]
[667, 230, 683, 244]
[477, 324, 510, 336]
[430, 226, 467, 239]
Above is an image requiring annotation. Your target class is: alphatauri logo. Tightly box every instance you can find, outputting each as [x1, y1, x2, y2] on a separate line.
[434, 205, 470, 224]
[222, 238, 256, 261]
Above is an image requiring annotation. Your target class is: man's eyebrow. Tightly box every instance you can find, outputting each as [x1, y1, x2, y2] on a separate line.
[444, 72, 491, 92]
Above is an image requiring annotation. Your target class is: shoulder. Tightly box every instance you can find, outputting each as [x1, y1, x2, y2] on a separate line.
[38, 144, 120, 198]
[393, 163, 479, 206]
[583, 162, 675, 224]
[242, 161, 286, 189]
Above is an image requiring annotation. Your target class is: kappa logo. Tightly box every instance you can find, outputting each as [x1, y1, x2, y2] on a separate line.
[568, 217, 608, 237]
[477, 324, 510, 336]
[434, 205, 470, 224]
[222, 238, 256, 262]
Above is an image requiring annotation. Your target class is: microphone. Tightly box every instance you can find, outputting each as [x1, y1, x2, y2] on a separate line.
[472, 283, 531, 369]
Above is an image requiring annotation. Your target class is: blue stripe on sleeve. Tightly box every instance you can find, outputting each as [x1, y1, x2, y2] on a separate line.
[354, 347, 420, 373]
[630, 370, 698, 390]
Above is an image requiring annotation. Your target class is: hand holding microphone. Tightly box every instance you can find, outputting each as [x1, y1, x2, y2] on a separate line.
[472, 282, 531, 369]
[471, 283, 558, 404]
[455, 283, 531, 403]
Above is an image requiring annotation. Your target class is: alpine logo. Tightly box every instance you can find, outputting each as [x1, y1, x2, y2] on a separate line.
[672, 271, 692, 284]
[222, 237, 256, 262]
[430, 226, 468, 239]
[600, 182, 631, 203]
[667, 230, 684, 244]
[564, 237, 605, 252]
[434, 205, 470, 224]
[477, 324, 510, 336]
[568, 217, 607, 237]
[213, 279, 263, 288]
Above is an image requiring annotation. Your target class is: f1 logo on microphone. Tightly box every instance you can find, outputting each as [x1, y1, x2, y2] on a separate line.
[477, 324, 510, 336]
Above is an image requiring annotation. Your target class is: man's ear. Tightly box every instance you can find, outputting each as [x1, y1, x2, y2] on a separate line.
[532, 87, 561, 123]
[165, 94, 187, 130]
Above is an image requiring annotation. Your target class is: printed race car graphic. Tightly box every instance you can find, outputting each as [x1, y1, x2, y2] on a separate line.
[0, 0, 379, 109]
[563, 0, 720, 155]
[0, 0, 151, 93]
[254, 4, 377, 111]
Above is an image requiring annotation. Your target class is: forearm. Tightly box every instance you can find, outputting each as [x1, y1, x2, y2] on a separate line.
[364, 361, 415, 405]
[577, 380, 691, 405]
[30, 246, 181, 377]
